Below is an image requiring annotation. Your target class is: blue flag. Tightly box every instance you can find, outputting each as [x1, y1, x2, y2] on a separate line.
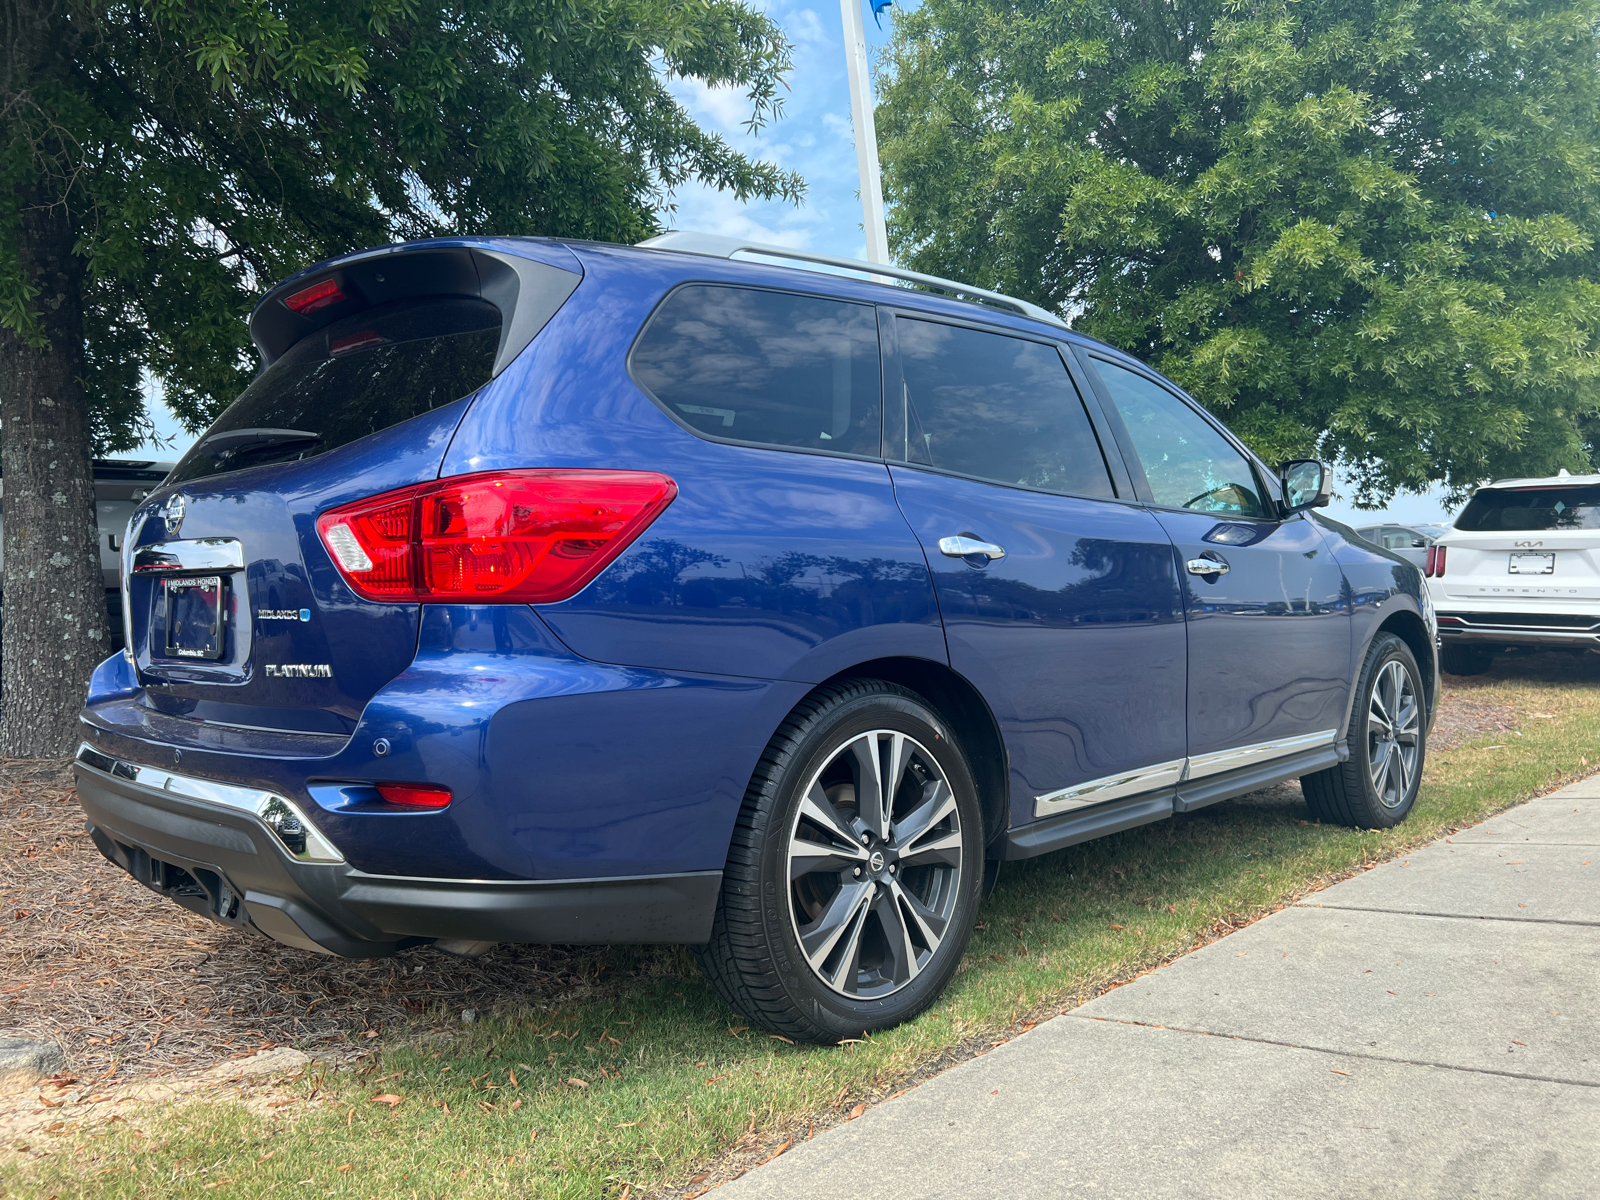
[870, 0, 892, 27]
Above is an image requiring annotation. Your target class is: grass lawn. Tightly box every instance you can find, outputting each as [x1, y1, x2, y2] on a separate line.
[8, 651, 1600, 1199]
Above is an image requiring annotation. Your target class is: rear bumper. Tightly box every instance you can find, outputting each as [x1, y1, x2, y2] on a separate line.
[74, 749, 720, 958]
[1435, 611, 1600, 650]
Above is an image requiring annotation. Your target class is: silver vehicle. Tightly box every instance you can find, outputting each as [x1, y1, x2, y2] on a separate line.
[1354, 523, 1435, 570]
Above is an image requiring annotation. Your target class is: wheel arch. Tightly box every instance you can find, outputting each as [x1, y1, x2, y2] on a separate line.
[1373, 608, 1437, 720]
[818, 656, 1010, 852]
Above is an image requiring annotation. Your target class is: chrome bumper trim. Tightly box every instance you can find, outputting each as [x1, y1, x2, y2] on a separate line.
[74, 743, 344, 864]
[132, 537, 245, 574]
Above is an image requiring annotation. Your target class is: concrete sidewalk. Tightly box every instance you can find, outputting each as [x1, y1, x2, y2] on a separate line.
[725, 779, 1600, 1199]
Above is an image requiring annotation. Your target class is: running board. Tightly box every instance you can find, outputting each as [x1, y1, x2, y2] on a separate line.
[1002, 743, 1346, 861]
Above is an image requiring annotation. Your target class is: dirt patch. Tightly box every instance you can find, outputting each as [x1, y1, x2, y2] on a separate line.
[1429, 689, 1522, 750]
[0, 760, 692, 1082]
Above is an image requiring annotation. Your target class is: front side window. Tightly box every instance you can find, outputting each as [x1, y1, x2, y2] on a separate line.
[897, 318, 1114, 497]
[630, 285, 882, 457]
[1092, 358, 1268, 518]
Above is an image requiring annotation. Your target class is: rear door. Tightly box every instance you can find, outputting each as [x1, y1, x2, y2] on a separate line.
[1081, 353, 1351, 771]
[885, 314, 1188, 831]
[121, 245, 581, 741]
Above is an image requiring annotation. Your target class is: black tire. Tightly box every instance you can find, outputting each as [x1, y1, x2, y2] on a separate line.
[1302, 633, 1427, 828]
[1440, 644, 1494, 676]
[695, 680, 985, 1043]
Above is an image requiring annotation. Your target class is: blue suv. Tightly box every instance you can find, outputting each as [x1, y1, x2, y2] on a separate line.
[75, 232, 1437, 1041]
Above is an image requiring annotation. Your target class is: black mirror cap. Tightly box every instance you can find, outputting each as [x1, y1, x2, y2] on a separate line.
[1280, 459, 1331, 513]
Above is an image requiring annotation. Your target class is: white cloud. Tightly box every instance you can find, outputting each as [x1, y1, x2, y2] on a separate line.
[668, 76, 756, 136]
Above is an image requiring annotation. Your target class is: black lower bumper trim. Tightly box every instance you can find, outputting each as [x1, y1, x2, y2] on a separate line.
[74, 761, 721, 957]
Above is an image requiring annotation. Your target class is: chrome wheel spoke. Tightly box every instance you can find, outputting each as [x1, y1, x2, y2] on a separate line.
[872, 885, 921, 987]
[799, 782, 862, 848]
[799, 880, 874, 977]
[890, 877, 948, 957]
[844, 735, 890, 841]
[1368, 738, 1392, 792]
[789, 833, 869, 881]
[897, 828, 963, 869]
[893, 781, 954, 848]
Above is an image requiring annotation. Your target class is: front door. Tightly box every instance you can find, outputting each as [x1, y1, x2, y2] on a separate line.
[1082, 354, 1352, 772]
[886, 314, 1188, 833]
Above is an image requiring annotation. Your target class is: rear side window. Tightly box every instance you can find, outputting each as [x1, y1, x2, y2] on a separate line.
[168, 298, 500, 485]
[897, 318, 1114, 497]
[1092, 358, 1269, 518]
[630, 285, 882, 457]
[1456, 486, 1600, 531]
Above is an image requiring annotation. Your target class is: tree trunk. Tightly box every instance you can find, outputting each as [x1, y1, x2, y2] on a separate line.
[0, 192, 111, 756]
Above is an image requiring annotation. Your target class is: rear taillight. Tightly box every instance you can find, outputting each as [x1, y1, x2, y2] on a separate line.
[316, 470, 677, 604]
[1424, 545, 1447, 578]
[376, 783, 452, 809]
[283, 278, 346, 314]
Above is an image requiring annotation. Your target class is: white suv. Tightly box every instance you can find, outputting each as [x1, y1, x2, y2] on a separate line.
[1427, 470, 1600, 674]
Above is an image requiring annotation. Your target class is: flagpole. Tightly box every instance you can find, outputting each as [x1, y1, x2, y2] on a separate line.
[840, 0, 890, 265]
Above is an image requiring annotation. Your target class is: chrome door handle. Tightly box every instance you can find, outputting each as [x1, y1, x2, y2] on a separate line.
[1186, 557, 1229, 576]
[939, 536, 1007, 561]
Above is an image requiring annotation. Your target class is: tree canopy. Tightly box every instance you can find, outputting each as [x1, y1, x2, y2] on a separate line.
[877, 0, 1600, 503]
[4, 0, 802, 444]
[0, 0, 799, 755]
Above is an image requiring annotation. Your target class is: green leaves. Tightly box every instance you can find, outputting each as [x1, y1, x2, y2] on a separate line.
[879, 0, 1600, 502]
[2, 0, 802, 443]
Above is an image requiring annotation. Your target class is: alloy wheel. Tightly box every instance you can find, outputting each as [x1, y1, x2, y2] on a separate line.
[1366, 659, 1421, 808]
[785, 729, 965, 999]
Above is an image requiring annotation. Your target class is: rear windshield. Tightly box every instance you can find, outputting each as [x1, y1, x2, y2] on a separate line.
[1455, 486, 1600, 531]
[168, 298, 500, 484]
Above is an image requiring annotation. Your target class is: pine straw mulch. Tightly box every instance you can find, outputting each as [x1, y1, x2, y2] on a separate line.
[0, 675, 1539, 1088]
[0, 759, 693, 1082]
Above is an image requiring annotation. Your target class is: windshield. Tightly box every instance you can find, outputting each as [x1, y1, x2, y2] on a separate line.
[1454, 485, 1600, 532]
[169, 297, 500, 484]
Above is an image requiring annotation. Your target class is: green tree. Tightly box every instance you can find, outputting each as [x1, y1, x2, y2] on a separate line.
[1, 0, 800, 755]
[877, 0, 1600, 503]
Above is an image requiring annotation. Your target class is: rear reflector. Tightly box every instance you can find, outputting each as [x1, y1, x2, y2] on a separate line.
[376, 783, 452, 809]
[316, 470, 678, 603]
[284, 278, 346, 314]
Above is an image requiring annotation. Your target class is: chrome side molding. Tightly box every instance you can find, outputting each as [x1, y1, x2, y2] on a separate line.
[1034, 759, 1186, 818]
[132, 538, 245, 575]
[75, 743, 343, 864]
[1033, 729, 1338, 819]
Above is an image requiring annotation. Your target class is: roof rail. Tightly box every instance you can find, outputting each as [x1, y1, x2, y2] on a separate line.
[637, 231, 1069, 330]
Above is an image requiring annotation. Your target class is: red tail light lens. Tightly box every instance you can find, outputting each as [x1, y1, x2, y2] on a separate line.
[316, 470, 678, 603]
[376, 783, 452, 809]
[283, 278, 346, 314]
[1434, 546, 1446, 577]
[1424, 545, 1437, 577]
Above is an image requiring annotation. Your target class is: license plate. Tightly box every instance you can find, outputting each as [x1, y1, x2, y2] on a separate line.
[1508, 552, 1555, 575]
[164, 576, 225, 659]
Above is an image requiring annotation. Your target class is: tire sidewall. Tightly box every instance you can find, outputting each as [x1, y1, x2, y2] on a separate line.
[1350, 636, 1427, 827]
[754, 689, 984, 1039]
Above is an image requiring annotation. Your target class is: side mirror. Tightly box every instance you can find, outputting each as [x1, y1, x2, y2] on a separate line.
[1280, 459, 1330, 513]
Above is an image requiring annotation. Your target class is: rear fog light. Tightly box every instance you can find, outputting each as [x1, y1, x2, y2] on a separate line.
[376, 783, 452, 809]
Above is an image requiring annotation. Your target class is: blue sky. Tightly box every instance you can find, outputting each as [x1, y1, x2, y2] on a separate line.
[136, 0, 1451, 527]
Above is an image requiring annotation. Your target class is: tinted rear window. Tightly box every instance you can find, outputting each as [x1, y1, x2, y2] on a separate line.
[899, 319, 1114, 497]
[168, 298, 500, 484]
[630, 285, 882, 457]
[1456, 486, 1600, 531]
